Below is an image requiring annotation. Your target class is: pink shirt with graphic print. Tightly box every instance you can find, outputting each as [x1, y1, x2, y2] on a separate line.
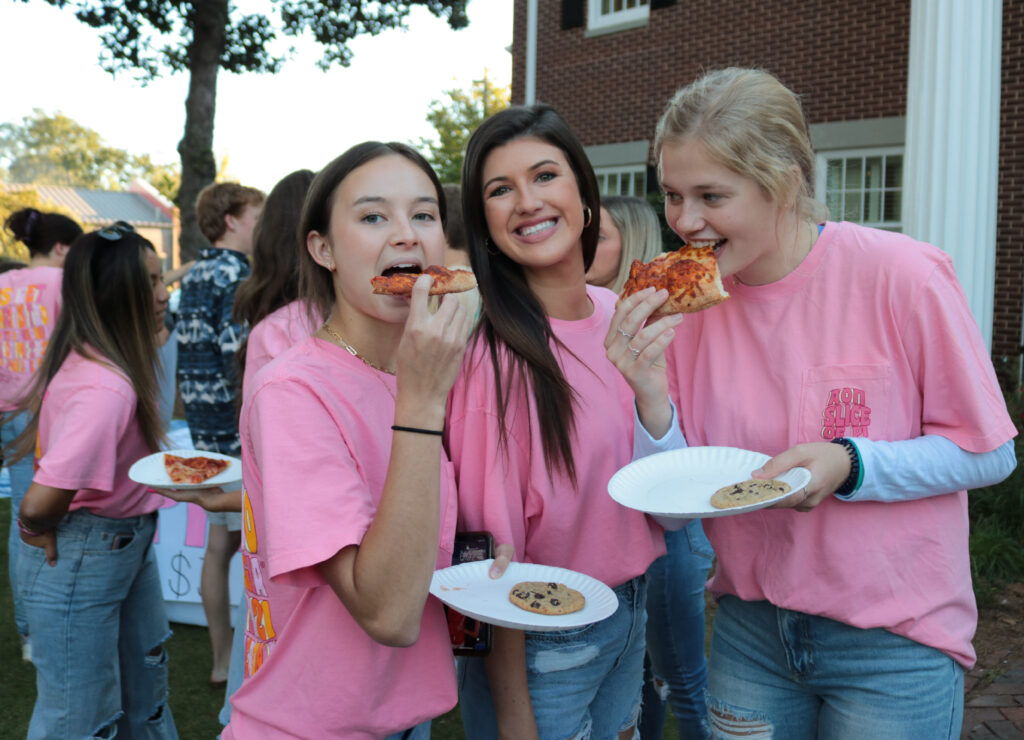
[0, 266, 62, 410]
[34, 350, 161, 519]
[223, 337, 458, 739]
[448, 285, 665, 588]
[666, 221, 1016, 668]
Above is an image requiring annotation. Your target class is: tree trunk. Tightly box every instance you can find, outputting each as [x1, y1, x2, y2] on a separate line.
[176, 1, 228, 262]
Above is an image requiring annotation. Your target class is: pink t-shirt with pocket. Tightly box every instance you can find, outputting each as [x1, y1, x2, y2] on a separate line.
[34, 350, 161, 519]
[667, 221, 1017, 668]
[223, 337, 458, 739]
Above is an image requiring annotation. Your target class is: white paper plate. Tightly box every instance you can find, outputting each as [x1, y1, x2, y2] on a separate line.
[128, 449, 242, 491]
[607, 446, 811, 519]
[430, 560, 619, 631]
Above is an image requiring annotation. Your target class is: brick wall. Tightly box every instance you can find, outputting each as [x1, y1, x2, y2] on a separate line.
[512, 0, 1023, 364]
[995, 0, 1024, 364]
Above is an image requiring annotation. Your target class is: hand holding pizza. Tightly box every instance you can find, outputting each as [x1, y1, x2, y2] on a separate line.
[750, 441, 853, 512]
[393, 273, 473, 428]
[605, 286, 684, 439]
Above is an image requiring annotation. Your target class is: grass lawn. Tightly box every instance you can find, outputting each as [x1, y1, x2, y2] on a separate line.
[0, 501, 685, 739]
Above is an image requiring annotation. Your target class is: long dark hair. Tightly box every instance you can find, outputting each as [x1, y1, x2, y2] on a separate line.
[5, 226, 164, 462]
[298, 142, 447, 324]
[461, 104, 601, 483]
[233, 169, 315, 383]
[4, 208, 82, 258]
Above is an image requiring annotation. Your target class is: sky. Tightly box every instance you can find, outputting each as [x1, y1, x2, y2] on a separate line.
[0, 0, 513, 194]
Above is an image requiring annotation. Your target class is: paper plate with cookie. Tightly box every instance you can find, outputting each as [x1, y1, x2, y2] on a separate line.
[429, 560, 619, 631]
[607, 446, 811, 519]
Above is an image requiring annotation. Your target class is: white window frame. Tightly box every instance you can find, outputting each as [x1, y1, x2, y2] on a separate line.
[815, 146, 904, 232]
[595, 164, 646, 197]
[586, 0, 650, 36]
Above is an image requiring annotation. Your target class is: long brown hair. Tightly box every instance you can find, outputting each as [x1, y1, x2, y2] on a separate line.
[233, 169, 315, 384]
[461, 104, 601, 484]
[4, 225, 165, 463]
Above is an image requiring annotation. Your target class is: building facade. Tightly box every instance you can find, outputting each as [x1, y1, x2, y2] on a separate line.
[511, 0, 1023, 369]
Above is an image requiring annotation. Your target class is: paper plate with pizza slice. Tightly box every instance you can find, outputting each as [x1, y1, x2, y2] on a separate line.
[129, 449, 242, 491]
[607, 446, 811, 519]
[430, 560, 618, 632]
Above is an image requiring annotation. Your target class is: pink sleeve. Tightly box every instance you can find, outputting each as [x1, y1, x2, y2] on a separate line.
[903, 260, 1016, 452]
[248, 378, 375, 587]
[34, 385, 133, 492]
[447, 392, 531, 562]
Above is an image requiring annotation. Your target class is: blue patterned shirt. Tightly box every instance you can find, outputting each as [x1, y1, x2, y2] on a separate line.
[174, 247, 250, 454]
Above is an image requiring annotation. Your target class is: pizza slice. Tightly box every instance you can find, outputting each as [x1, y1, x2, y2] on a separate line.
[163, 453, 230, 485]
[619, 244, 729, 317]
[371, 264, 477, 296]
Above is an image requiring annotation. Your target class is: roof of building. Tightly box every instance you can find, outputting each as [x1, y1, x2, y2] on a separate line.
[4, 183, 174, 228]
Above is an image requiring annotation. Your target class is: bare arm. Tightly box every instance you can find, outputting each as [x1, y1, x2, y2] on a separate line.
[486, 626, 540, 740]
[18, 481, 75, 566]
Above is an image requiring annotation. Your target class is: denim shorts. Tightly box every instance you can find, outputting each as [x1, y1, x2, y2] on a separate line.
[706, 595, 964, 739]
[459, 576, 647, 740]
[17, 509, 178, 740]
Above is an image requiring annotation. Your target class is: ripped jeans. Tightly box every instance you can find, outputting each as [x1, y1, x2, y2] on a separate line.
[17, 509, 178, 740]
[706, 595, 964, 740]
[459, 576, 647, 740]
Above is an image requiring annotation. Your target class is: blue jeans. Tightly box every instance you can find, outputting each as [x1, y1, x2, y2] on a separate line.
[641, 520, 713, 740]
[218, 598, 246, 725]
[706, 595, 964, 739]
[17, 509, 179, 740]
[3, 409, 34, 637]
[459, 577, 648, 740]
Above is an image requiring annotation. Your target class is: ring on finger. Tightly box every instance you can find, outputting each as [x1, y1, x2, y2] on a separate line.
[627, 344, 642, 357]
[616, 326, 635, 340]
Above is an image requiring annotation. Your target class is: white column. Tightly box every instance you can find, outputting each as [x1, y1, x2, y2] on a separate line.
[903, 0, 1002, 348]
[525, 0, 537, 104]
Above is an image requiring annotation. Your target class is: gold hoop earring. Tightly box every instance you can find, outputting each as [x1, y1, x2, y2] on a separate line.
[582, 206, 592, 229]
[486, 238, 499, 257]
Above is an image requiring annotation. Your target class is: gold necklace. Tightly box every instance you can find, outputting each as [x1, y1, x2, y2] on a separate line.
[320, 321, 397, 375]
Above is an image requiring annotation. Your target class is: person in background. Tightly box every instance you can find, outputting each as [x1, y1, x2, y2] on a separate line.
[234, 169, 319, 392]
[440, 182, 482, 323]
[584, 195, 714, 740]
[11, 221, 177, 739]
[175, 181, 265, 687]
[585, 195, 662, 294]
[448, 104, 672, 740]
[611, 67, 1017, 738]
[0, 207, 82, 662]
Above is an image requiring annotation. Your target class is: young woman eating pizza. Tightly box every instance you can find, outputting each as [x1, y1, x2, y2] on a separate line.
[609, 67, 1017, 739]
[11, 222, 178, 739]
[218, 142, 475, 739]
[447, 104, 679, 740]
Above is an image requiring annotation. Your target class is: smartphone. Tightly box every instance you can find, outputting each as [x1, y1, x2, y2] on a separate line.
[447, 531, 493, 656]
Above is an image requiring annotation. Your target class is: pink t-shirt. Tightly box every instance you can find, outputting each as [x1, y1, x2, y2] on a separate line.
[0, 265, 63, 410]
[448, 285, 665, 588]
[666, 221, 1017, 668]
[242, 300, 319, 394]
[223, 337, 458, 739]
[34, 350, 161, 519]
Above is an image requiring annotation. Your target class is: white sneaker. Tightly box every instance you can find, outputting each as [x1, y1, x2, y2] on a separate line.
[19, 634, 31, 663]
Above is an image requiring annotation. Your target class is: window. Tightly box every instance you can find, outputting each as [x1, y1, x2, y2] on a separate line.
[587, 0, 650, 34]
[816, 148, 903, 232]
[595, 165, 646, 196]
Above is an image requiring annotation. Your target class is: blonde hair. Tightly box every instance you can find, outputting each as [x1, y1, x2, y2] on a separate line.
[601, 196, 663, 293]
[654, 68, 827, 223]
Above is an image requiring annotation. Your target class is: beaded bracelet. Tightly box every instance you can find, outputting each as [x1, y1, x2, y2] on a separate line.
[829, 437, 862, 496]
[391, 425, 444, 437]
[16, 517, 50, 538]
